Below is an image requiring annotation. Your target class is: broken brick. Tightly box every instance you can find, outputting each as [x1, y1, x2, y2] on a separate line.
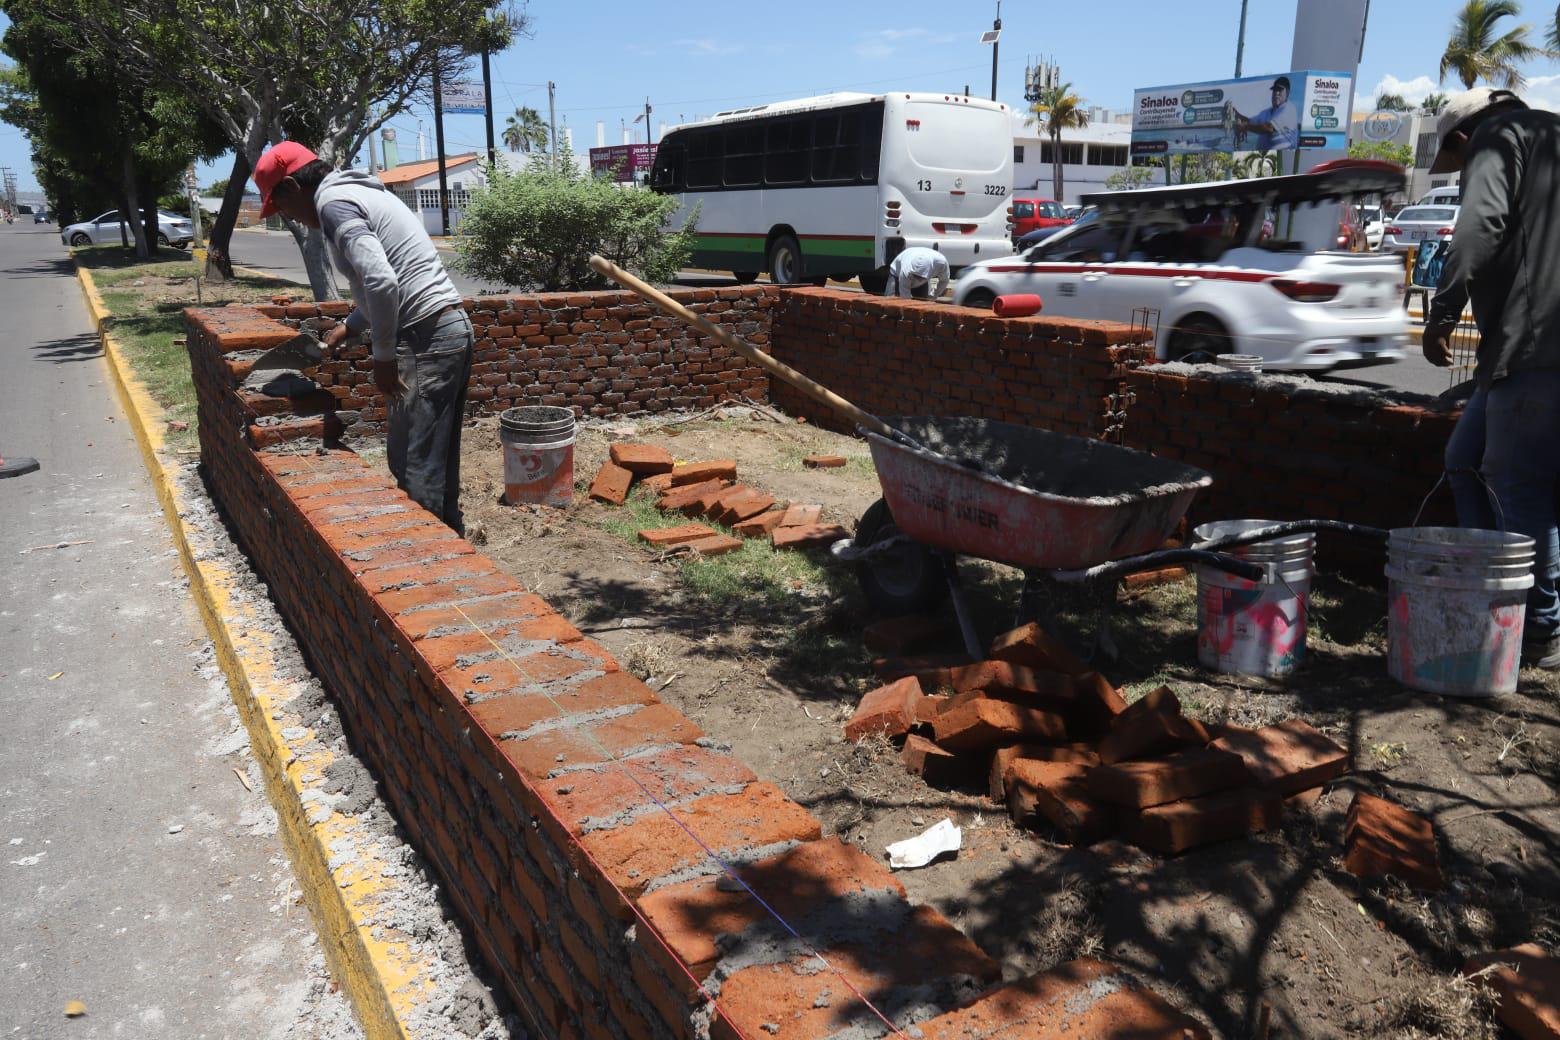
[679, 534, 743, 558]
[1097, 688, 1209, 764]
[990, 743, 1099, 801]
[1211, 719, 1350, 796]
[802, 455, 847, 468]
[844, 676, 923, 743]
[657, 478, 725, 512]
[1462, 944, 1560, 1040]
[642, 472, 676, 494]
[668, 459, 737, 486]
[771, 523, 849, 550]
[933, 696, 1066, 752]
[1127, 786, 1284, 854]
[779, 503, 823, 527]
[901, 733, 966, 784]
[1007, 759, 1115, 844]
[1344, 792, 1441, 890]
[637, 524, 719, 547]
[1087, 747, 1250, 808]
[733, 509, 786, 538]
[863, 614, 947, 656]
[609, 443, 675, 474]
[989, 621, 1090, 676]
[588, 460, 633, 505]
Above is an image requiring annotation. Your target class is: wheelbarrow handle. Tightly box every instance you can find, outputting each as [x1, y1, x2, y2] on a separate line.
[1190, 519, 1387, 552]
[1050, 548, 1266, 585]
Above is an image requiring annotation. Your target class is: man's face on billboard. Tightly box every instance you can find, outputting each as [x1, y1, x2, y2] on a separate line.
[1272, 84, 1290, 107]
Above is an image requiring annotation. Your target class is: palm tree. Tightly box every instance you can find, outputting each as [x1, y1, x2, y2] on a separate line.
[502, 106, 548, 153]
[1028, 82, 1089, 203]
[1439, 0, 1541, 89]
[1238, 150, 1279, 178]
[1374, 92, 1413, 111]
[1421, 92, 1450, 114]
[1549, 2, 1560, 50]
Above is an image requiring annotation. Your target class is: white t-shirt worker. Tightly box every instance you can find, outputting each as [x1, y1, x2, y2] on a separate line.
[1235, 76, 1300, 151]
[885, 246, 950, 299]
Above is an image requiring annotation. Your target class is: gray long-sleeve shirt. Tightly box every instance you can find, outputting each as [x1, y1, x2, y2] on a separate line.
[1428, 107, 1560, 385]
[315, 169, 462, 362]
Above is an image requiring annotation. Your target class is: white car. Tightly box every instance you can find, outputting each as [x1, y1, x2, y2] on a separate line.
[61, 210, 194, 249]
[952, 161, 1411, 372]
[1381, 205, 1459, 254]
[1354, 204, 1385, 250]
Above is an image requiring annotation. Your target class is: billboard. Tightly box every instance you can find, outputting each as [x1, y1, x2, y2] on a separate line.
[589, 144, 657, 183]
[440, 80, 486, 116]
[1130, 71, 1352, 157]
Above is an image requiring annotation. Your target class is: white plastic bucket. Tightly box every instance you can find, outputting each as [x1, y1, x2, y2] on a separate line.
[1194, 520, 1315, 678]
[500, 406, 577, 507]
[1386, 527, 1534, 697]
[1216, 353, 1263, 373]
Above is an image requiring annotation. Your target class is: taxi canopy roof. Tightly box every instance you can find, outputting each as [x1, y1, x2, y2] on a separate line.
[1080, 159, 1405, 216]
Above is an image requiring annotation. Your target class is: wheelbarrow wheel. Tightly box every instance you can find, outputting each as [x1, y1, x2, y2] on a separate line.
[854, 498, 948, 618]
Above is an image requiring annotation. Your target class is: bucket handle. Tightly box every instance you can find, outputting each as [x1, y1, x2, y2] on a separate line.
[1414, 470, 1507, 532]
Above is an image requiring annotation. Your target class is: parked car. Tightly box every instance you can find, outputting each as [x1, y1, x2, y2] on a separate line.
[60, 210, 194, 248]
[1353, 204, 1385, 250]
[1014, 207, 1097, 249]
[1381, 205, 1459, 254]
[33, 210, 50, 224]
[1009, 197, 1071, 240]
[953, 161, 1411, 372]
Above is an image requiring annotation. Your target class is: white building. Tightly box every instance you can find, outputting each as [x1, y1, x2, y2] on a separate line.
[378, 153, 489, 236]
[1010, 113, 1135, 203]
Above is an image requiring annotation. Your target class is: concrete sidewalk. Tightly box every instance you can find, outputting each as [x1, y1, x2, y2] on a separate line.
[0, 226, 346, 1038]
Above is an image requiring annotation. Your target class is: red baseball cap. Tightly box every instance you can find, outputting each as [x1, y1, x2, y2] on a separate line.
[253, 141, 319, 218]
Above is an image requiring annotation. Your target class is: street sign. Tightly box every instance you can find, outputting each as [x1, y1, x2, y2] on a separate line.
[440, 80, 486, 115]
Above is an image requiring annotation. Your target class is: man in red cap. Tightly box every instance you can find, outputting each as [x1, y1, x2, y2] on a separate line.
[253, 141, 472, 534]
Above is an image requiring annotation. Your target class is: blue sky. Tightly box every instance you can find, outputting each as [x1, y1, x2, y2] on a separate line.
[4, 0, 1560, 193]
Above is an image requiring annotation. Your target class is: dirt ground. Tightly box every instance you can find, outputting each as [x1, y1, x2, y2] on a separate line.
[453, 409, 1559, 1040]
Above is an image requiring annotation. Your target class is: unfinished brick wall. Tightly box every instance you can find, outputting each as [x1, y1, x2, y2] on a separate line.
[257, 286, 776, 432]
[766, 288, 1154, 441]
[1124, 366, 1461, 539]
[186, 303, 1212, 1039]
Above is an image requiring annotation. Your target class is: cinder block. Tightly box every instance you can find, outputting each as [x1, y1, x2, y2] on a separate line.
[1211, 719, 1349, 796]
[609, 443, 674, 474]
[844, 676, 922, 743]
[1344, 792, 1441, 890]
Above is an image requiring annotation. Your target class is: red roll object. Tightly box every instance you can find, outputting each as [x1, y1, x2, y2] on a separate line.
[992, 293, 1043, 317]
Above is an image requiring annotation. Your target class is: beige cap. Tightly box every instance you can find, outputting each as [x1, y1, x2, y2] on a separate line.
[1429, 87, 1526, 173]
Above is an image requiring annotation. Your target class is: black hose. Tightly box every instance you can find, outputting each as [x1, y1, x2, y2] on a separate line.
[1051, 548, 1266, 584]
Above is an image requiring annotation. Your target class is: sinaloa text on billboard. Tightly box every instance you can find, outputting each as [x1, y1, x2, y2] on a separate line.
[1131, 70, 1352, 156]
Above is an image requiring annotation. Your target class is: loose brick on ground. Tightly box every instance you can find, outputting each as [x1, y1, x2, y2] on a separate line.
[678, 533, 743, 557]
[1211, 719, 1349, 795]
[1463, 944, 1560, 1040]
[778, 503, 823, 527]
[608, 443, 674, 474]
[914, 692, 949, 722]
[802, 454, 847, 468]
[1069, 672, 1130, 739]
[684, 484, 744, 518]
[655, 478, 725, 512]
[1087, 747, 1250, 808]
[947, 660, 1077, 702]
[862, 614, 947, 656]
[771, 522, 850, 550]
[733, 509, 787, 538]
[668, 459, 737, 486]
[636, 524, 718, 547]
[1344, 792, 1442, 890]
[989, 621, 1091, 676]
[1127, 786, 1284, 854]
[844, 676, 923, 743]
[990, 744, 1099, 801]
[872, 653, 977, 687]
[588, 460, 633, 506]
[714, 491, 774, 525]
[901, 733, 966, 784]
[642, 472, 676, 494]
[1007, 760, 1115, 844]
[933, 696, 1066, 752]
[1097, 688, 1209, 764]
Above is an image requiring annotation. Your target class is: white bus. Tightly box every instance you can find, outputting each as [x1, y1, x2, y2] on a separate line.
[649, 92, 1014, 292]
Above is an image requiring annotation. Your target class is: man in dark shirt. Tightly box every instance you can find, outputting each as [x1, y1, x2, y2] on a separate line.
[1425, 88, 1560, 668]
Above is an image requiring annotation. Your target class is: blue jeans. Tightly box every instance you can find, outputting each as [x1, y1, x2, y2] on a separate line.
[1444, 369, 1560, 639]
[388, 307, 473, 535]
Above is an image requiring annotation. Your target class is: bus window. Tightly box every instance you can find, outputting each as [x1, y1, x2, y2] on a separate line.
[858, 107, 883, 181]
[812, 109, 862, 184]
[651, 140, 685, 192]
[764, 118, 810, 187]
[686, 129, 723, 190]
[723, 123, 763, 187]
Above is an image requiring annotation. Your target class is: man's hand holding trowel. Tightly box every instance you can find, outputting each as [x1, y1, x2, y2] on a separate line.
[322, 323, 407, 399]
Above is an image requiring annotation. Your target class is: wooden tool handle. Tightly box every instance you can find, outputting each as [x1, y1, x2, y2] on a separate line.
[588, 255, 899, 441]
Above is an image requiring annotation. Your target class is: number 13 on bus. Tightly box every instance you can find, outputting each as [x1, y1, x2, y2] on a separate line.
[649, 92, 1016, 292]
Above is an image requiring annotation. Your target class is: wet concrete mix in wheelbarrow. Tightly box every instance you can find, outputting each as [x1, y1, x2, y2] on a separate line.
[445, 409, 1560, 1040]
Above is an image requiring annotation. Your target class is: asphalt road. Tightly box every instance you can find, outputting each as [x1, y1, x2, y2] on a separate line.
[0, 224, 325, 1037]
[229, 227, 1457, 398]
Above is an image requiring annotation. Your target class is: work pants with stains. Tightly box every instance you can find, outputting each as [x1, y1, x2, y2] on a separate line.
[387, 307, 474, 536]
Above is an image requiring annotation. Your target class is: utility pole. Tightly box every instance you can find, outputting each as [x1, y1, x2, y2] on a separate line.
[644, 98, 653, 145]
[186, 165, 203, 248]
[481, 49, 497, 166]
[367, 113, 379, 173]
[547, 81, 558, 171]
[1235, 0, 1250, 76]
[989, 0, 1002, 101]
[433, 65, 451, 236]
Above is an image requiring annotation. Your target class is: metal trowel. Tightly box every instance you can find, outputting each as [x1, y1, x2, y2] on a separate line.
[243, 330, 326, 397]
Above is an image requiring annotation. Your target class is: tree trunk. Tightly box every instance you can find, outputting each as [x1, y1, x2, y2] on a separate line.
[141, 184, 159, 254]
[205, 151, 251, 281]
[1052, 128, 1064, 204]
[120, 143, 150, 258]
[286, 219, 341, 301]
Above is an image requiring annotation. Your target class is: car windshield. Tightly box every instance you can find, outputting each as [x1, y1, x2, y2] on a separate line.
[1026, 221, 1124, 262]
[1012, 201, 1035, 218]
[92, 211, 121, 223]
[1037, 202, 1065, 218]
[1397, 206, 1456, 222]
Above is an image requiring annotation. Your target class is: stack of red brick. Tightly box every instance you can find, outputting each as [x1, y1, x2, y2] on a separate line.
[590, 443, 849, 553]
[847, 620, 1351, 854]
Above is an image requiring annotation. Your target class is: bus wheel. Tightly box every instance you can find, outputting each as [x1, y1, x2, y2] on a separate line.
[732, 271, 759, 284]
[857, 271, 888, 294]
[766, 235, 804, 285]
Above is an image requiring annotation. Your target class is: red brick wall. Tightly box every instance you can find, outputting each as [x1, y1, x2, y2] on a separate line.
[183, 303, 1126, 1040]
[766, 288, 1154, 441]
[1123, 365, 1461, 540]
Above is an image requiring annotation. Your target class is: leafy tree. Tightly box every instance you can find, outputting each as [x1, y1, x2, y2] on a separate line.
[1172, 151, 1238, 184]
[1348, 139, 1415, 167]
[1440, 0, 1542, 89]
[503, 106, 548, 153]
[1103, 164, 1158, 191]
[454, 147, 697, 291]
[1374, 92, 1414, 111]
[1027, 82, 1089, 202]
[1238, 150, 1280, 178]
[203, 177, 230, 199]
[1421, 92, 1450, 114]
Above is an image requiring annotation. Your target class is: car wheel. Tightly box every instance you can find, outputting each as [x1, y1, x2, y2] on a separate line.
[857, 271, 888, 294]
[69, 232, 91, 247]
[853, 498, 948, 618]
[731, 271, 759, 284]
[1168, 315, 1231, 364]
[766, 234, 805, 285]
[157, 234, 170, 247]
[961, 288, 997, 311]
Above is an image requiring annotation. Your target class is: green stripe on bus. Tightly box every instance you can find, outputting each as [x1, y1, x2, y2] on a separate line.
[798, 236, 875, 259]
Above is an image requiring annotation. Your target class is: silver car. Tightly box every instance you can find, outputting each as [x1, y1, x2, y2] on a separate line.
[60, 209, 194, 249]
[1381, 205, 1458, 254]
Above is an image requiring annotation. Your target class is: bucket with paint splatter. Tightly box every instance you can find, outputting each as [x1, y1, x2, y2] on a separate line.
[500, 406, 577, 507]
[1194, 520, 1315, 678]
[1387, 527, 1533, 697]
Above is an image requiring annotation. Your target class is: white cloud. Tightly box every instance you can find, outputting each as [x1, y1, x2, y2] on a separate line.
[853, 27, 962, 60]
[670, 38, 745, 56]
[1366, 73, 1439, 107]
[1521, 73, 1560, 111]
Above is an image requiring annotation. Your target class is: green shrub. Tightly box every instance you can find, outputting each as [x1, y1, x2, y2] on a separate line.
[454, 146, 697, 291]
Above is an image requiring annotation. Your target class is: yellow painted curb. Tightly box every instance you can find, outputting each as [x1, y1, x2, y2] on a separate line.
[73, 262, 433, 1040]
